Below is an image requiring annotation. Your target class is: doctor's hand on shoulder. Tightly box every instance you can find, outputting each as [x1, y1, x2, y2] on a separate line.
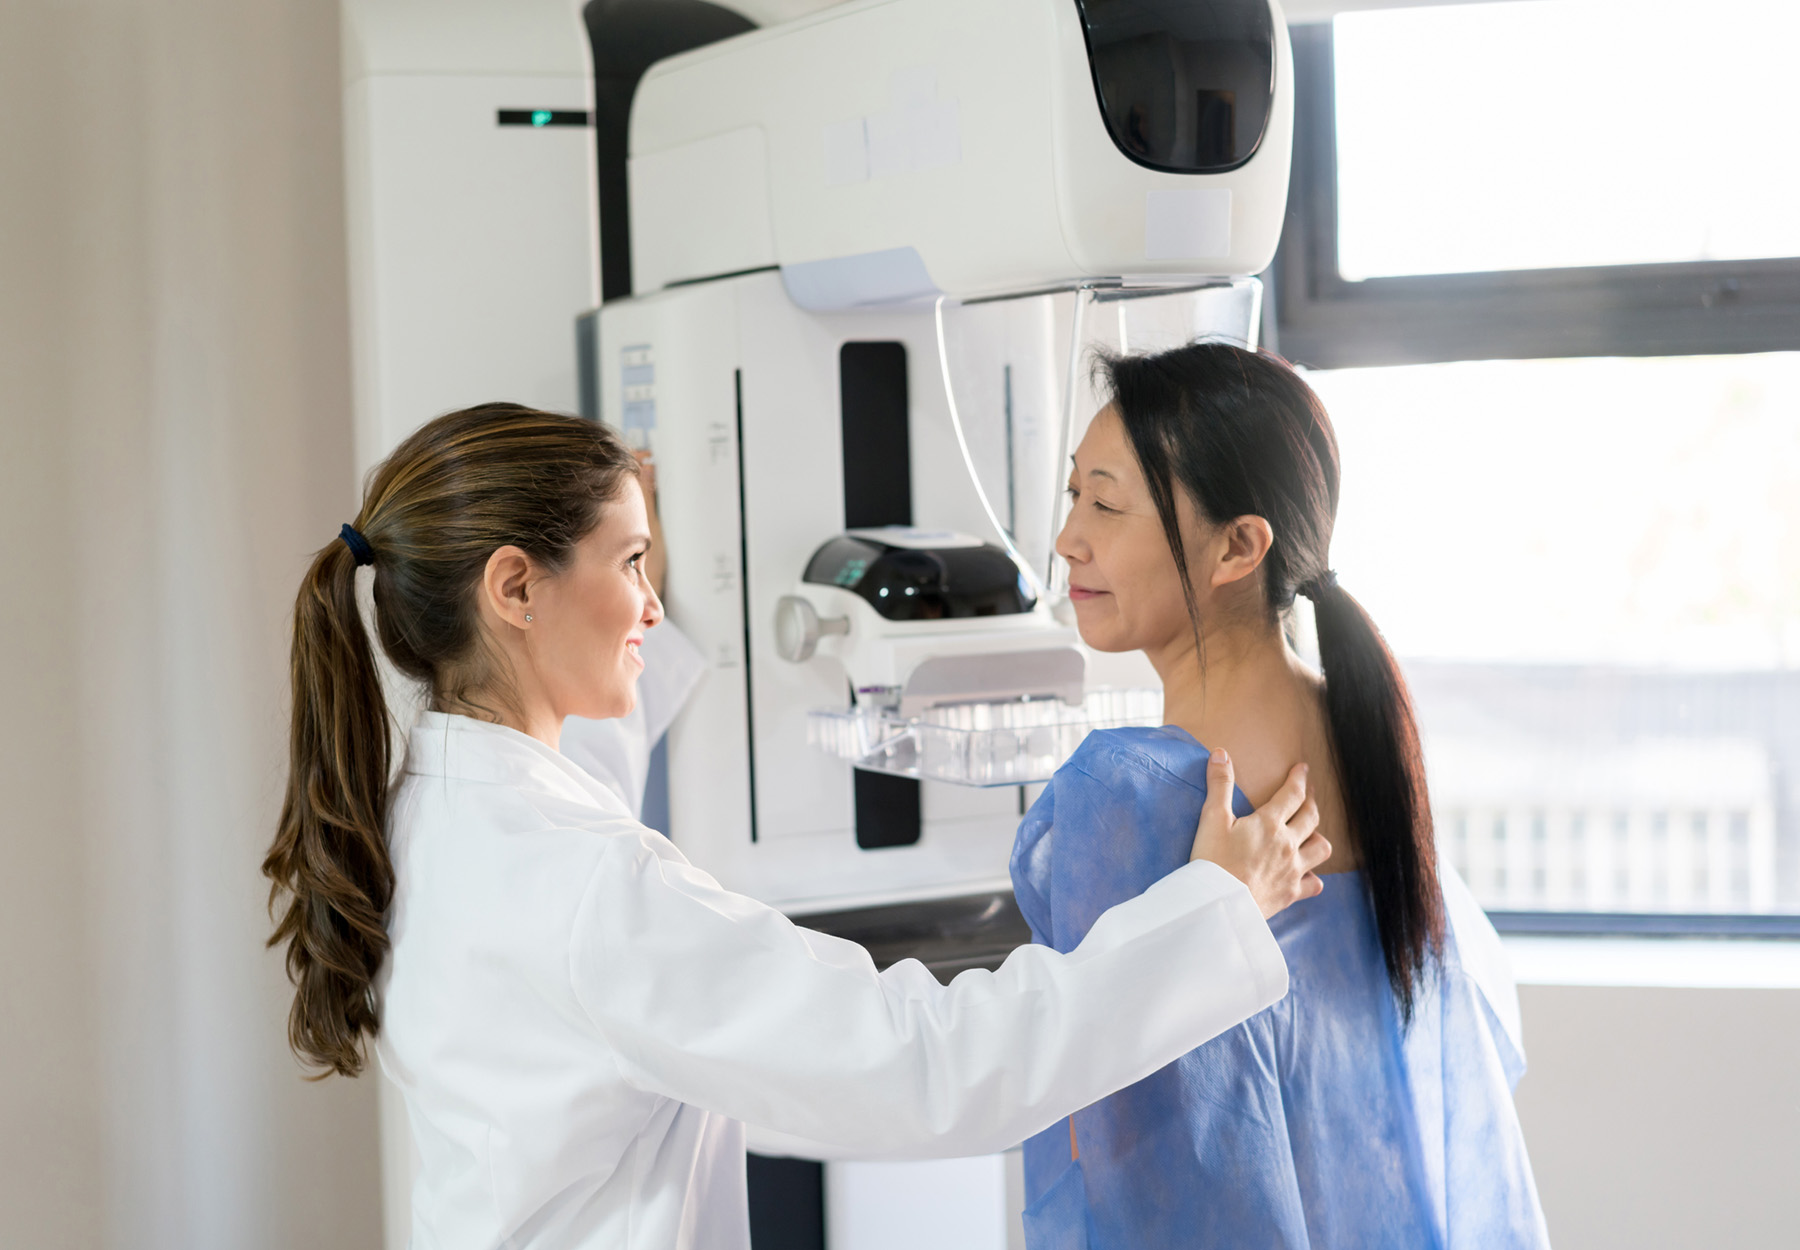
[1192, 749, 1329, 919]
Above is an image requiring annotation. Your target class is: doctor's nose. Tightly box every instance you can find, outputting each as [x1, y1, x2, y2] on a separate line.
[642, 581, 664, 629]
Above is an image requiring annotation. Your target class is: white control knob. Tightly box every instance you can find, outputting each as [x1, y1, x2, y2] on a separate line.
[774, 595, 849, 662]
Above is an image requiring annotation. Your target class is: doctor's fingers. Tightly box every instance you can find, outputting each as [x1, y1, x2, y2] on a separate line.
[1296, 829, 1332, 873]
[1264, 762, 1310, 825]
[1285, 797, 1321, 842]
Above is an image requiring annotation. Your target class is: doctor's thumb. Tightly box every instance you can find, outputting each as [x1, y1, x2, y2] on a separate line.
[1207, 747, 1233, 788]
[1189, 749, 1236, 864]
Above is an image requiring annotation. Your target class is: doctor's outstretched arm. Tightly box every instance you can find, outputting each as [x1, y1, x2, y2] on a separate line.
[569, 754, 1326, 1160]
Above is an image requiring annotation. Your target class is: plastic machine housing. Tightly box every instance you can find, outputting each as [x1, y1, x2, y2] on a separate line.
[629, 0, 1293, 305]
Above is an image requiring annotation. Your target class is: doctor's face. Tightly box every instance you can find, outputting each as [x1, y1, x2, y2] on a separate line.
[1056, 405, 1207, 659]
[529, 477, 663, 721]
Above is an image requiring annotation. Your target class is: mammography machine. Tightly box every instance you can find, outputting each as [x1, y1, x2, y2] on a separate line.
[588, 0, 1295, 924]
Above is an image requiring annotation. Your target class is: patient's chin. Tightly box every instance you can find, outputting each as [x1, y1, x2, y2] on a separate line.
[1073, 618, 1135, 654]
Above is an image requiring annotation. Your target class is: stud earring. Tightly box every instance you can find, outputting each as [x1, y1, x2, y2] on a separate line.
[524, 614, 533, 623]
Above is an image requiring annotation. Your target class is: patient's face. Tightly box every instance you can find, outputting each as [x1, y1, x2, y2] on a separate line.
[1056, 405, 1208, 655]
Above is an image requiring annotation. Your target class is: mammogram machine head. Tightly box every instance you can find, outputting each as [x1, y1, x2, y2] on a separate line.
[590, 0, 1294, 912]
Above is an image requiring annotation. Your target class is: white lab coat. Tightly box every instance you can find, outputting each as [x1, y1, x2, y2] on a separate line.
[558, 621, 706, 818]
[376, 711, 1288, 1250]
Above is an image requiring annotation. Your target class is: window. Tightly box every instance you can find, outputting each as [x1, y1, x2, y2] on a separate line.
[1333, 1, 1800, 279]
[1273, 11, 1800, 370]
[1273, 5, 1800, 933]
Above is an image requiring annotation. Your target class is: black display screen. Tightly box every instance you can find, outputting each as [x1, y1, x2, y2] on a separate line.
[1076, 0, 1275, 173]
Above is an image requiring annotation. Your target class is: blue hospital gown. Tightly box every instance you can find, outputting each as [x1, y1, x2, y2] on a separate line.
[1010, 727, 1550, 1249]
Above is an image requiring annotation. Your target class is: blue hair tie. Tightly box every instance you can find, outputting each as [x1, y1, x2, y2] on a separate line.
[339, 523, 375, 567]
[1302, 569, 1338, 600]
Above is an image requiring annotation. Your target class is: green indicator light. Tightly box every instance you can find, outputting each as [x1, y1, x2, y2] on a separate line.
[532, 110, 553, 127]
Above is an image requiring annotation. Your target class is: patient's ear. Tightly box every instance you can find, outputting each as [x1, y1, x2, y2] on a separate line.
[1209, 515, 1274, 589]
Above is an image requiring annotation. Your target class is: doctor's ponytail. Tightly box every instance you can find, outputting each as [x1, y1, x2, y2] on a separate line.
[267, 534, 394, 1078]
[1104, 345, 1443, 1022]
[264, 404, 639, 1077]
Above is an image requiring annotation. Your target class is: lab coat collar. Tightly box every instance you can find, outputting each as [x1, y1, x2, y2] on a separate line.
[404, 711, 634, 818]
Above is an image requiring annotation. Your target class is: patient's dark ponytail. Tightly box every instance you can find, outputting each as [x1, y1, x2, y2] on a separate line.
[1105, 344, 1442, 1020]
[1305, 574, 1439, 1020]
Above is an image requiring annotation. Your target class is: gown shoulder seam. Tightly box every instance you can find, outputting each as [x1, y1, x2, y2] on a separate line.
[1065, 732, 1210, 799]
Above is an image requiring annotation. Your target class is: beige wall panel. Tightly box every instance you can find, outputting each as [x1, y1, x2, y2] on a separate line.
[0, 0, 382, 1245]
[1517, 985, 1800, 1250]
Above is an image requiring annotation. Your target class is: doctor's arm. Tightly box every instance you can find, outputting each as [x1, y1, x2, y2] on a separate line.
[567, 764, 1321, 1160]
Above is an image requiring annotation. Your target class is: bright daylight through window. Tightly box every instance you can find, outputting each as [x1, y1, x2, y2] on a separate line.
[1282, 0, 1800, 923]
[1308, 353, 1800, 917]
[1332, 0, 1800, 280]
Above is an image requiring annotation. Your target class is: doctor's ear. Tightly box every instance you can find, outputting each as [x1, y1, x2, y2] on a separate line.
[1208, 515, 1275, 589]
[481, 545, 540, 629]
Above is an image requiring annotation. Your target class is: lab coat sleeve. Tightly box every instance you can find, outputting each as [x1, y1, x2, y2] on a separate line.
[567, 829, 1288, 1160]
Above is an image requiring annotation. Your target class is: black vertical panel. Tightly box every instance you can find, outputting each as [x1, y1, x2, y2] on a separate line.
[839, 341, 923, 849]
[854, 771, 924, 850]
[746, 1154, 825, 1250]
[838, 342, 913, 529]
[583, 0, 756, 301]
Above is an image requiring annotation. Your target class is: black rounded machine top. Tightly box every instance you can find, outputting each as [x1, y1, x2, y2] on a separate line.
[803, 528, 1037, 623]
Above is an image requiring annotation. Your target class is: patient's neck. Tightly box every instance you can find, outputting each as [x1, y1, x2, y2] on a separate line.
[1150, 615, 1358, 872]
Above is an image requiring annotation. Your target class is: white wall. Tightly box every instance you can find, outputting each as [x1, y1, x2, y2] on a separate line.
[1516, 983, 1800, 1249]
[0, 1, 383, 1246]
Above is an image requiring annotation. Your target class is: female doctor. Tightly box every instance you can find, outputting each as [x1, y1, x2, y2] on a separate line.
[263, 403, 1329, 1250]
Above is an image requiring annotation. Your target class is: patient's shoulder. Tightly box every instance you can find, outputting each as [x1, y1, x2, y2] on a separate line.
[1062, 725, 1213, 795]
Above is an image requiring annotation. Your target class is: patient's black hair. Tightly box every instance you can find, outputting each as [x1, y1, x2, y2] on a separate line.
[1102, 342, 1442, 1020]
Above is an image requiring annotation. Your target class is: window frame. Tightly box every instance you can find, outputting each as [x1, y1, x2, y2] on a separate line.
[1269, 22, 1800, 371]
[1269, 21, 1800, 937]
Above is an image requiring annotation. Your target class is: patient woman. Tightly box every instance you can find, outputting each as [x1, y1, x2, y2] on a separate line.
[1011, 343, 1549, 1249]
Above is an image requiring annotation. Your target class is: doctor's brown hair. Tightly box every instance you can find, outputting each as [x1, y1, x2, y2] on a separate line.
[263, 403, 639, 1077]
[1102, 343, 1443, 1021]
